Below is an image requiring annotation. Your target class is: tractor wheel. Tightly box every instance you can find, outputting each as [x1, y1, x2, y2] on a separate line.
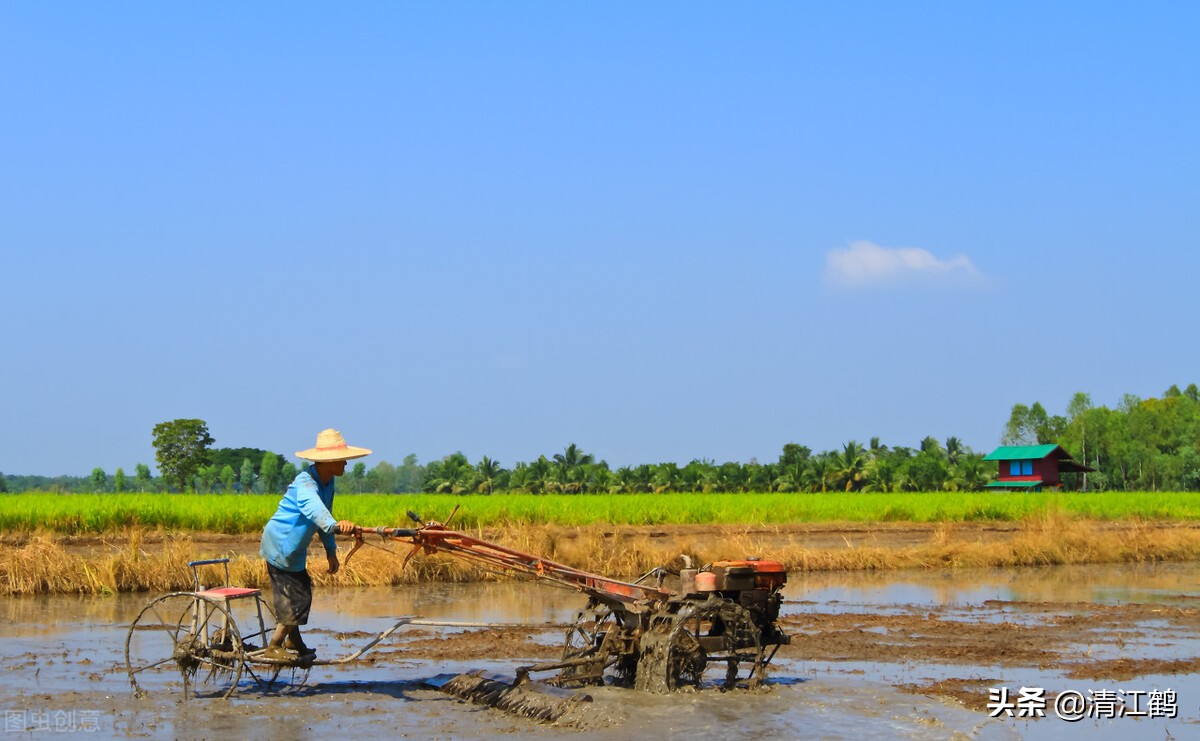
[557, 598, 637, 686]
[634, 597, 764, 693]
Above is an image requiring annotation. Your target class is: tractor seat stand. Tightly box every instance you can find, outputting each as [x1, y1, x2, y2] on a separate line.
[197, 587, 261, 601]
[187, 558, 271, 653]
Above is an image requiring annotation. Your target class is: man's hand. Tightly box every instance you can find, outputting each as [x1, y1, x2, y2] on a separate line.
[329, 521, 357, 574]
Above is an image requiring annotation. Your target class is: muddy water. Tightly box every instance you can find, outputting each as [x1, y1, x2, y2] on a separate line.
[2, 564, 1198, 740]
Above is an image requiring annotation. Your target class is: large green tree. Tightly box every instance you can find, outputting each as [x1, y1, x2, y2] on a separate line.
[151, 419, 214, 492]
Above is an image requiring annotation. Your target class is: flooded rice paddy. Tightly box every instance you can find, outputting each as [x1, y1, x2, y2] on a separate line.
[2, 563, 1199, 739]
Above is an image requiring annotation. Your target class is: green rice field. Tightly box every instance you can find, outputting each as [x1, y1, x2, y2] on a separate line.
[3, 490, 1199, 533]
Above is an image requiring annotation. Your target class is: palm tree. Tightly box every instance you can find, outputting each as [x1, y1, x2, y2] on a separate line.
[773, 462, 806, 492]
[944, 437, 964, 467]
[807, 455, 834, 493]
[678, 460, 711, 492]
[526, 456, 553, 494]
[861, 456, 896, 492]
[426, 452, 474, 494]
[651, 463, 679, 494]
[553, 443, 593, 470]
[745, 462, 775, 492]
[904, 450, 949, 492]
[553, 443, 594, 490]
[949, 454, 990, 491]
[611, 466, 634, 494]
[476, 456, 501, 494]
[836, 441, 867, 492]
[920, 436, 944, 458]
[584, 464, 612, 494]
[716, 462, 747, 493]
[508, 461, 530, 492]
[628, 464, 654, 493]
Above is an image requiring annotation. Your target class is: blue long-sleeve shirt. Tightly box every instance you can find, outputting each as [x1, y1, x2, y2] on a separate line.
[260, 465, 339, 571]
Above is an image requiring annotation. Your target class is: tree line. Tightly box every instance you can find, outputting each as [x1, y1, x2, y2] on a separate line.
[4, 383, 1198, 494]
[1, 438, 989, 495]
[1003, 383, 1200, 491]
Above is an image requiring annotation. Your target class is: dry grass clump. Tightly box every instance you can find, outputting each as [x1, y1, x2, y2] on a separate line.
[1, 537, 99, 594]
[0, 529, 203, 595]
[4, 517, 1200, 595]
[810, 516, 1200, 572]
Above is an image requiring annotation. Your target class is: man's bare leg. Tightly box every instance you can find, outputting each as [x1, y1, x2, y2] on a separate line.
[267, 624, 314, 656]
[284, 626, 311, 653]
[268, 624, 291, 649]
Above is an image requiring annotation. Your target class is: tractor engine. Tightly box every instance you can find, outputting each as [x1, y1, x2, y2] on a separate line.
[682, 558, 789, 646]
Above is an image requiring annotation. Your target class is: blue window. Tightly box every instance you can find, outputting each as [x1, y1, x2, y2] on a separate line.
[1009, 460, 1034, 476]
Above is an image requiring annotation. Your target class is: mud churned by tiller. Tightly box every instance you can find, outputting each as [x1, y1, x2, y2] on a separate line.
[432, 670, 594, 723]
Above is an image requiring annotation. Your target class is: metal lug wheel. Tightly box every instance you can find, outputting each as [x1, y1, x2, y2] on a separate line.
[126, 593, 245, 699]
[634, 597, 764, 693]
[558, 598, 634, 686]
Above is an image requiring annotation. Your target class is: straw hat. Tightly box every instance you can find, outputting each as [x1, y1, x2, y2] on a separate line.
[296, 429, 372, 462]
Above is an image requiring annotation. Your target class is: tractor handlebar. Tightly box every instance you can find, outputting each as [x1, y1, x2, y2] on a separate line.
[339, 526, 419, 567]
[356, 526, 417, 539]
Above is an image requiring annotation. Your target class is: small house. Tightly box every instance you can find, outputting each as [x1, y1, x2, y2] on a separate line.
[983, 444, 1095, 491]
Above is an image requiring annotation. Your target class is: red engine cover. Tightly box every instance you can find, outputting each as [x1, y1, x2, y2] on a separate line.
[709, 559, 787, 591]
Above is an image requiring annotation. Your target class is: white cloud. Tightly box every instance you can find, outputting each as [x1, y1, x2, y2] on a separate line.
[823, 241, 982, 288]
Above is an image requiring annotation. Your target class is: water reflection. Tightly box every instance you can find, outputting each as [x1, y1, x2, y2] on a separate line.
[2, 561, 1195, 632]
[11, 581, 581, 639]
[786, 561, 1200, 610]
[320, 581, 584, 632]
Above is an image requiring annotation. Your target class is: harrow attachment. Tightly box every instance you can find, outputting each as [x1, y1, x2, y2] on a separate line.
[428, 671, 592, 722]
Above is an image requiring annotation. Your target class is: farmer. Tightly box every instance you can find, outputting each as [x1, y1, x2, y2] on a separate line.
[259, 428, 371, 660]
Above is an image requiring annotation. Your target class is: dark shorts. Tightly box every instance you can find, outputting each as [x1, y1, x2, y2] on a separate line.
[267, 563, 313, 626]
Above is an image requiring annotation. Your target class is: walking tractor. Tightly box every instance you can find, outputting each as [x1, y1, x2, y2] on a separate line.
[125, 510, 790, 708]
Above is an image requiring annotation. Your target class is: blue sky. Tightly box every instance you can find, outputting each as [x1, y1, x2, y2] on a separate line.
[3, 3, 1197, 476]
